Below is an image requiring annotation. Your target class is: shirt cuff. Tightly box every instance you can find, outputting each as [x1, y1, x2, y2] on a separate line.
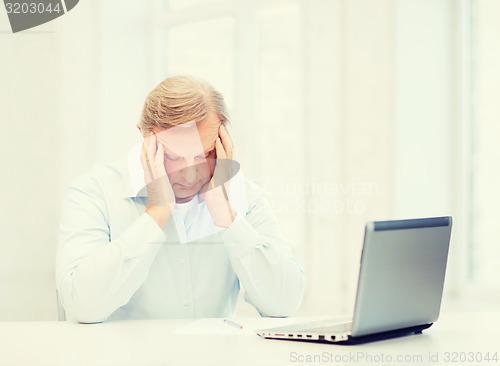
[119, 212, 166, 266]
[221, 212, 260, 260]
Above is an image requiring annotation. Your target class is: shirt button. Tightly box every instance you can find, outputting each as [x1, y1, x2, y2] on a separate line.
[231, 241, 237, 248]
[180, 258, 185, 264]
[183, 299, 189, 306]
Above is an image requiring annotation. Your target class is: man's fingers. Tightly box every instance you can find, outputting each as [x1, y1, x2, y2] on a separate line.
[156, 143, 165, 167]
[215, 137, 226, 159]
[146, 132, 156, 162]
[141, 149, 155, 182]
[219, 125, 233, 160]
[140, 142, 148, 166]
[140, 142, 150, 168]
[223, 125, 234, 148]
[140, 132, 156, 182]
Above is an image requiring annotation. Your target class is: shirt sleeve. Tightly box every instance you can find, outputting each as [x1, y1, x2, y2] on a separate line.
[56, 170, 166, 323]
[220, 182, 307, 317]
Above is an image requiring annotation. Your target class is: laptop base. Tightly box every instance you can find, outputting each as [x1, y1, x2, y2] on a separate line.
[338, 323, 433, 345]
[263, 323, 433, 345]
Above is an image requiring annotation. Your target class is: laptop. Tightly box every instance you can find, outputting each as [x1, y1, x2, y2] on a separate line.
[256, 216, 452, 344]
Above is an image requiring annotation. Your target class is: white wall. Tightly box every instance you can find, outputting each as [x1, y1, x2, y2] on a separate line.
[393, 0, 454, 219]
[299, 0, 394, 316]
[0, 5, 60, 320]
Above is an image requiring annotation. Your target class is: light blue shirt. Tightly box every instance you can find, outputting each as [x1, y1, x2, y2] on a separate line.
[56, 145, 306, 323]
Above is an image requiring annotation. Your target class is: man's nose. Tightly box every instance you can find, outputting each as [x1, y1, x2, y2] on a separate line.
[181, 163, 197, 184]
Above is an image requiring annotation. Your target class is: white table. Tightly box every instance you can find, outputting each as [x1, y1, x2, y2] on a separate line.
[0, 312, 498, 366]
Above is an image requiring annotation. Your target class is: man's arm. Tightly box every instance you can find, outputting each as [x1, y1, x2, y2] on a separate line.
[56, 133, 175, 323]
[220, 181, 306, 317]
[56, 171, 168, 323]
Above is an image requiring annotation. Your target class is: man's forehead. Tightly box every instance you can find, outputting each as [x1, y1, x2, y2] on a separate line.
[155, 118, 219, 155]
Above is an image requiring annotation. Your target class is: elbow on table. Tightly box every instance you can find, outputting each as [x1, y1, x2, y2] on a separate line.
[67, 305, 108, 324]
[57, 274, 113, 323]
[61, 296, 110, 324]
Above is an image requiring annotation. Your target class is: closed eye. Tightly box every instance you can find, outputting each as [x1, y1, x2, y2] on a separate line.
[196, 150, 214, 160]
[166, 150, 213, 161]
[166, 154, 181, 161]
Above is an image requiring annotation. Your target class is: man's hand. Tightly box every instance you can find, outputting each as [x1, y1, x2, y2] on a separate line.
[202, 124, 237, 228]
[140, 131, 175, 229]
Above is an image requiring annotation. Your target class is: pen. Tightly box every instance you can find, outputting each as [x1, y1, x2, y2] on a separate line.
[224, 319, 243, 329]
